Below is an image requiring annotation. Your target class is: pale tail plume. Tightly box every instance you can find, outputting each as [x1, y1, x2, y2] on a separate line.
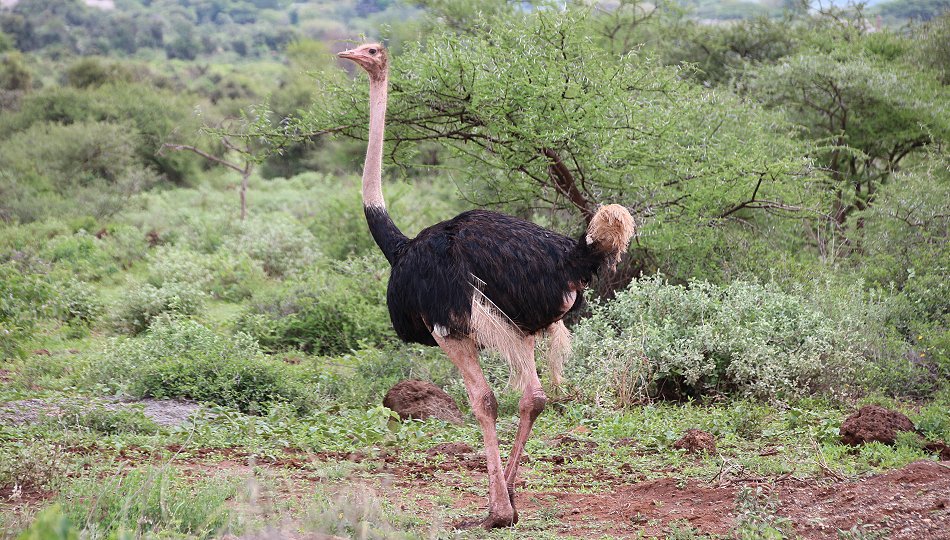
[586, 204, 636, 270]
[468, 274, 533, 392]
[542, 320, 570, 388]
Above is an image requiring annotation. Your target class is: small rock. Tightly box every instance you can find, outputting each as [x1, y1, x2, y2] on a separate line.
[673, 429, 717, 454]
[840, 405, 915, 446]
[382, 379, 463, 425]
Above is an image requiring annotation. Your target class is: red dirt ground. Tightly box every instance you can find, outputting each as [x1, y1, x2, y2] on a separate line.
[383, 451, 950, 538]
[3, 443, 948, 538]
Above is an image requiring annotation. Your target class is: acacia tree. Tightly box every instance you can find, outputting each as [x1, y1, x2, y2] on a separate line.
[741, 42, 950, 258]
[258, 8, 818, 277]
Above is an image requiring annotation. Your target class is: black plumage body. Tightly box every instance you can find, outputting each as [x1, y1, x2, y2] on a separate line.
[365, 207, 605, 346]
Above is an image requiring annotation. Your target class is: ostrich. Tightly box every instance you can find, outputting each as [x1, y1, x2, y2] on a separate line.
[338, 43, 635, 529]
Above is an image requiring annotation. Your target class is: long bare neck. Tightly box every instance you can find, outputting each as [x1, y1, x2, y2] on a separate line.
[363, 70, 388, 208]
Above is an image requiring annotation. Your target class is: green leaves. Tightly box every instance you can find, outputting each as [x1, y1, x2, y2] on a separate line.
[278, 8, 814, 238]
[570, 276, 862, 403]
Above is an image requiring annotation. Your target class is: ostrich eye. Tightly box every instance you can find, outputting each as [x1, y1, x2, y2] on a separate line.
[369, 48, 377, 55]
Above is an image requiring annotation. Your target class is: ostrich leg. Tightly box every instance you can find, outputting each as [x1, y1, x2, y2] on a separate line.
[434, 333, 516, 529]
[503, 335, 546, 515]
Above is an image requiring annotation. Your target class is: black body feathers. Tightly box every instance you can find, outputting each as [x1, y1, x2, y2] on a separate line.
[365, 207, 608, 346]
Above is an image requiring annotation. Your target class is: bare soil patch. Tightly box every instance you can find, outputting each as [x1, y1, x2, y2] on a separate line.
[780, 460, 950, 539]
[374, 452, 950, 538]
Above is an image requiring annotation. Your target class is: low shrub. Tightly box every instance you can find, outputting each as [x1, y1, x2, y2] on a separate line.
[145, 245, 213, 290]
[0, 440, 69, 495]
[308, 345, 456, 408]
[99, 224, 150, 269]
[0, 262, 53, 360]
[801, 278, 945, 398]
[146, 245, 267, 302]
[111, 281, 205, 335]
[41, 231, 117, 281]
[87, 316, 309, 414]
[0, 120, 159, 223]
[52, 404, 161, 436]
[54, 277, 103, 327]
[570, 276, 860, 405]
[222, 214, 318, 278]
[236, 255, 392, 355]
[205, 250, 268, 301]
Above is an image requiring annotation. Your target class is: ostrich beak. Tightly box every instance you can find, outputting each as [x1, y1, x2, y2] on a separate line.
[338, 49, 359, 61]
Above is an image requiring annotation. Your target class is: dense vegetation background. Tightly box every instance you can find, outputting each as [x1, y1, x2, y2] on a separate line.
[0, 0, 948, 538]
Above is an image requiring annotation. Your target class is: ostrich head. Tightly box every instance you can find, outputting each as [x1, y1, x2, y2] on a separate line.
[338, 43, 388, 80]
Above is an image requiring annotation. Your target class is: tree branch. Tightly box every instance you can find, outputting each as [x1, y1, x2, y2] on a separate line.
[541, 147, 593, 221]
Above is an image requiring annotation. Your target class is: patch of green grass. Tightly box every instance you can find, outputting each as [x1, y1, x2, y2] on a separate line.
[58, 466, 239, 539]
[0, 440, 71, 496]
[48, 403, 161, 436]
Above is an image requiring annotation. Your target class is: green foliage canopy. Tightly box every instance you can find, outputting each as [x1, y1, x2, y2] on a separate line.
[278, 8, 816, 244]
[741, 44, 950, 244]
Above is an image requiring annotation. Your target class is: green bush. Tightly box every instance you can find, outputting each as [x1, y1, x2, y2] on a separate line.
[112, 281, 205, 335]
[307, 345, 457, 408]
[15, 506, 79, 540]
[0, 51, 32, 91]
[99, 224, 150, 269]
[51, 404, 160, 436]
[146, 245, 214, 290]
[0, 262, 53, 360]
[0, 440, 69, 495]
[63, 56, 133, 88]
[205, 249, 268, 301]
[41, 231, 117, 281]
[236, 255, 393, 355]
[87, 317, 309, 414]
[146, 245, 267, 302]
[0, 83, 200, 185]
[54, 277, 103, 327]
[222, 214, 319, 277]
[570, 276, 860, 404]
[0, 120, 158, 222]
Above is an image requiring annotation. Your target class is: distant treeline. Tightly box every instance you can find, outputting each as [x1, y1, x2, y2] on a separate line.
[0, 0, 396, 59]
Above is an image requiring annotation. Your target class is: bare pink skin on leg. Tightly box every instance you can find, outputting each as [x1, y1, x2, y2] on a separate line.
[503, 334, 547, 512]
[434, 333, 516, 529]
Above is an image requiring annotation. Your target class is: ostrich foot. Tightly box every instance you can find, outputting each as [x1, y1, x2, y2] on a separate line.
[507, 486, 519, 523]
[453, 512, 518, 530]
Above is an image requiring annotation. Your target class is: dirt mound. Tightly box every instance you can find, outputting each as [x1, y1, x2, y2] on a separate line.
[426, 442, 473, 457]
[839, 405, 915, 446]
[673, 428, 717, 454]
[780, 460, 950, 539]
[382, 380, 463, 425]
